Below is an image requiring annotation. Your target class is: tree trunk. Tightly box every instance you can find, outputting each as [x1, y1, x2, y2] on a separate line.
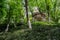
[25, 0, 32, 29]
[5, 23, 9, 32]
[5, 6, 10, 32]
[54, 0, 57, 20]
[45, 0, 50, 22]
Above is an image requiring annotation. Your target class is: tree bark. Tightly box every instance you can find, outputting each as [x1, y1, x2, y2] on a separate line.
[25, 0, 32, 29]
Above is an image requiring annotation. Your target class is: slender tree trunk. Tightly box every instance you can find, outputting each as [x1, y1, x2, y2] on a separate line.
[5, 6, 11, 32]
[45, 0, 50, 22]
[54, 0, 57, 20]
[47, 9, 50, 22]
[5, 16, 10, 32]
[5, 23, 9, 32]
[5, 14, 10, 32]
[25, 0, 32, 29]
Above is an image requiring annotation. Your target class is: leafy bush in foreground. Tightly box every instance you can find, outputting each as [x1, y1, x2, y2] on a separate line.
[0, 24, 60, 40]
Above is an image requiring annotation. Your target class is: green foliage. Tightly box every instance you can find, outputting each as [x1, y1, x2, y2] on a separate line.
[32, 21, 55, 25]
[28, 0, 46, 12]
[8, 0, 24, 23]
[0, 1, 60, 40]
[0, 0, 25, 24]
[28, 0, 60, 23]
[0, 0, 7, 24]
[0, 25, 60, 40]
[0, 0, 60, 24]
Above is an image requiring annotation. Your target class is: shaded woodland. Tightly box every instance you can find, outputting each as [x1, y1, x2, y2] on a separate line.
[0, 0, 60, 40]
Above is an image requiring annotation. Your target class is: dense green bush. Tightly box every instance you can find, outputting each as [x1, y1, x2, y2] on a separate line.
[0, 24, 60, 40]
